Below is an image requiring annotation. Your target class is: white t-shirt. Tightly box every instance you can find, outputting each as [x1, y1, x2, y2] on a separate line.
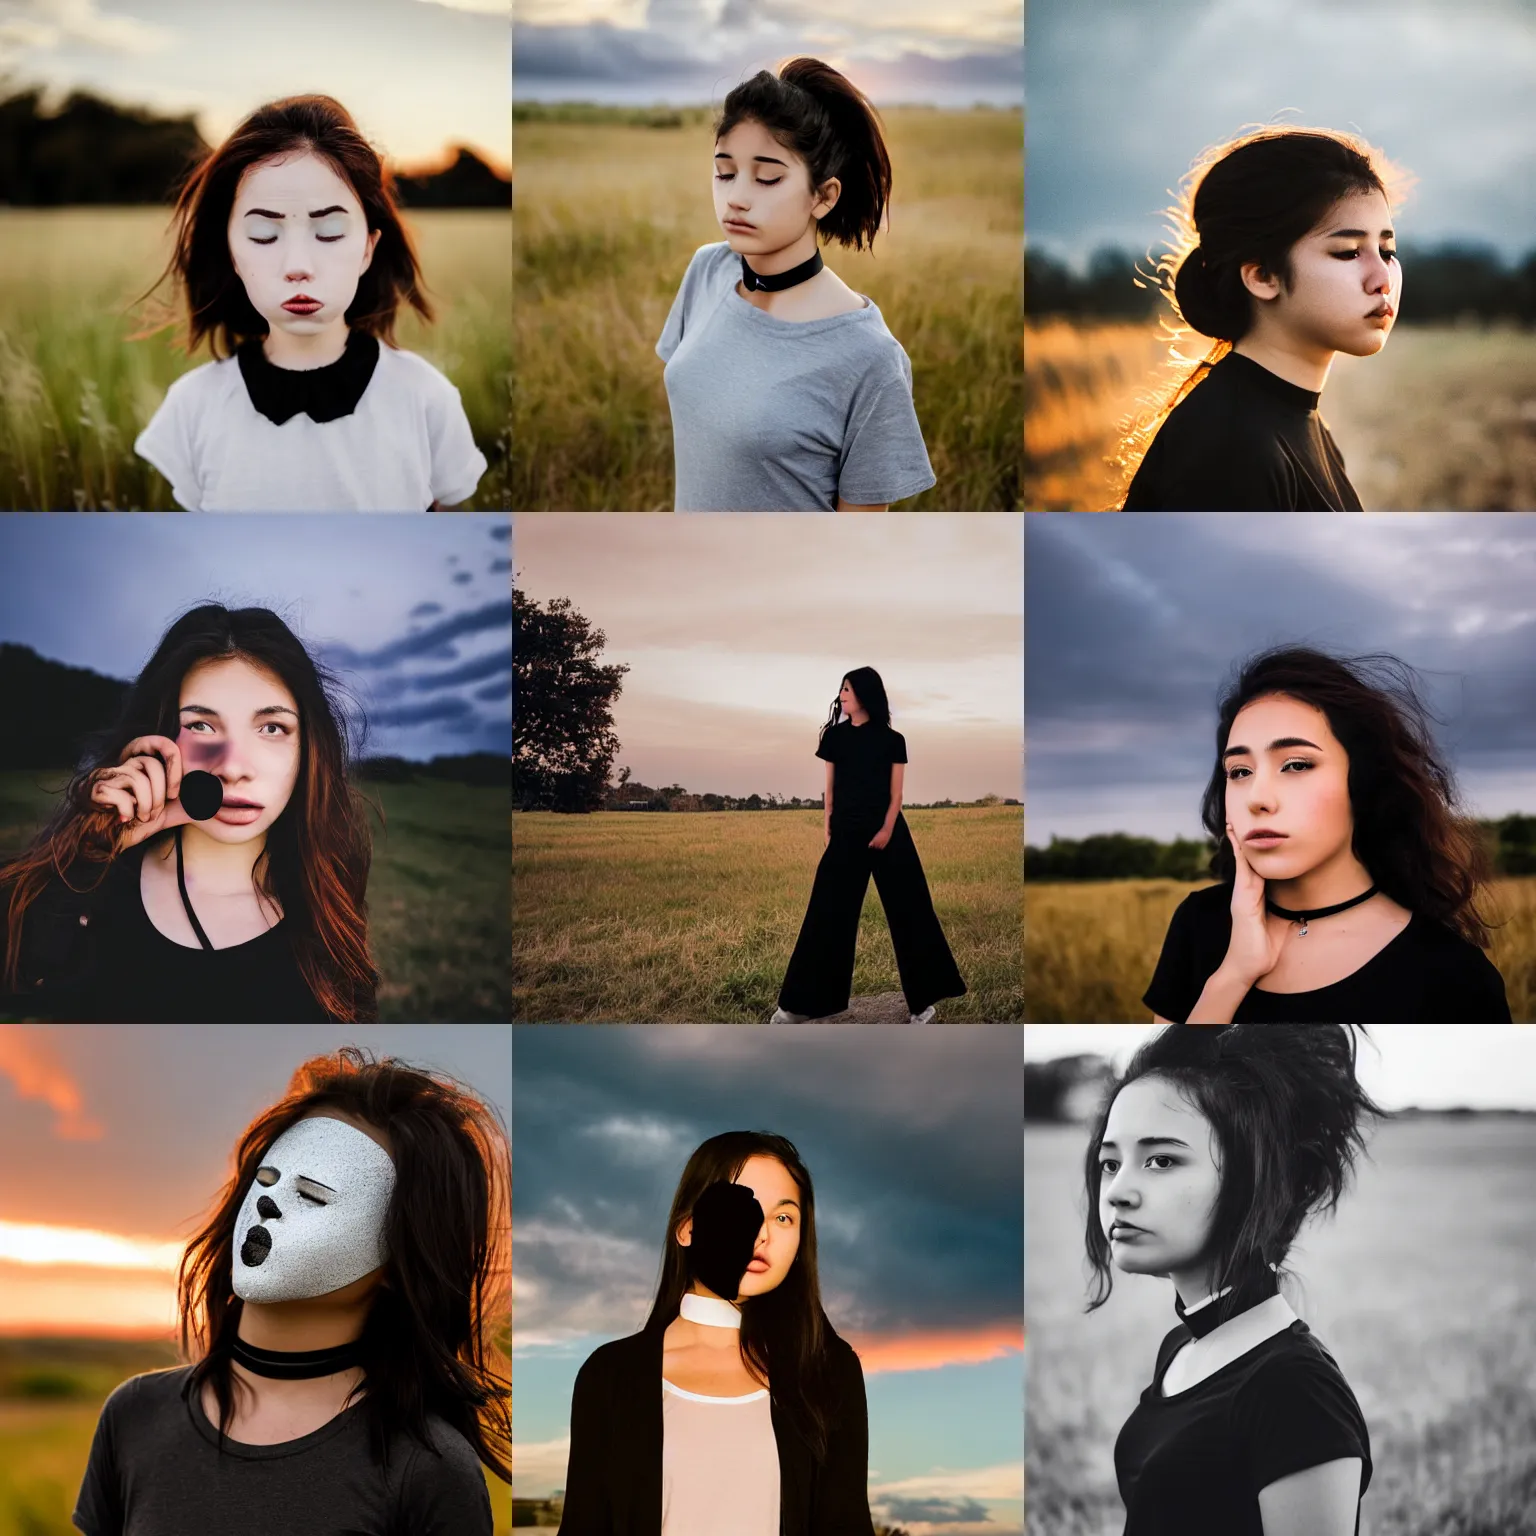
[661, 1379, 779, 1536]
[134, 343, 489, 511]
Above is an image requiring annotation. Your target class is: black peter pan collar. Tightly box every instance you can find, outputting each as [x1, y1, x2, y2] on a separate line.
[236, 328, 380, 425]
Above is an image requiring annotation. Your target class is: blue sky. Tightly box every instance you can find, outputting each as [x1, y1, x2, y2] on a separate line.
[0, 513, 512, 761]
[511, 1023, 1024, 1534]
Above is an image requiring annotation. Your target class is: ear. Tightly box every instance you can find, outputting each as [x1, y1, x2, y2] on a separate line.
[811, 175, 842, 222]
[1239, 260, 1283, 304]
[675, 1217, 693, 1248]
[361, 228, 381, 275]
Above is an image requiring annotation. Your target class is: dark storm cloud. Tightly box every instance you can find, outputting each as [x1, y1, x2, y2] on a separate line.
[369, 697, 478, 728]
[327, 598, 515, 670]
[490, 557, 512, 574]
[1026, 0, 1536, 262]
[406, 650, 513, 692]
[473, 677, 513, 702]
[512, 1026, 1023, 1341]
[887, 1498, 991, 1523]
[491, 523, 511, 542]
[410, 602, 445, 619]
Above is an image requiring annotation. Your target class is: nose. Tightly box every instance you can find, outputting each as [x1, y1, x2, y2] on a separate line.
[1244, 777, 1277, 815]
[256, 1195, 281, 1221]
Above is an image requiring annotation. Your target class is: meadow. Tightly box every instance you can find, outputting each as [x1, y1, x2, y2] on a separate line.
[1025, 1114, 1536, 1535]
[512, 806, 1023, 1021]
[0, 770, 511, 1022]
[1024, 876, 1536, 1022]
[0, 208, 510, 510]
[0, 1335, 512, 1535]
[514, 107, 1023, 510]
[1024, 320, 1536, 511]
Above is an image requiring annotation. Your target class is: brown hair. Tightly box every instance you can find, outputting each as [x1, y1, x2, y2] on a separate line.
[141, 94, 433, 359]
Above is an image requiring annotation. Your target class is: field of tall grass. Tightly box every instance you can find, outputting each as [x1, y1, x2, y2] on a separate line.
[1024, 876, 1536, 1022]
[0, 208, 510, 510]
[1025, 320, 1536, 511]
[515, 107, 1022, 510]
[0, 1336, 512, 1535]
[0, 770, 511, 1021]
[1026, 1113, 1536, 1535]
[513, 806, 1023, 1021]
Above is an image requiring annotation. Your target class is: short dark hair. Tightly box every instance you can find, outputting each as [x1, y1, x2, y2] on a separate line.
[1082, 1024, 1387, 1328]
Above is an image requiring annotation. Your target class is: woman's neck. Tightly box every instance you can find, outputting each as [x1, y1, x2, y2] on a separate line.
[678, 1283, 745, 1351]
[847, 709, 870, 726]
[1266, 845, 1375, 913]
[237, 1294, 369, 1354]
[263, 320, 349, 371]
[1233, 323, 1333, 394]
[743, 225, 819, 278]
[176, 823, 266, 894]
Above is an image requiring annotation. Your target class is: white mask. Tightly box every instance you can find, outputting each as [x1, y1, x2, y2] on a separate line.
[231, 1117, 395, 1304]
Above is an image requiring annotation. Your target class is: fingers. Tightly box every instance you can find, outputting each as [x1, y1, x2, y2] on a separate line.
[118, 735, 183, 803]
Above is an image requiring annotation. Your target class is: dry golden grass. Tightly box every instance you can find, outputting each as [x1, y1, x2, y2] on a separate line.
[514, 109, 1022, 510]
[513, 806, 1023, 1021]
[1024, 319, 1536, 512]
[1025, 876, 1536, 1022]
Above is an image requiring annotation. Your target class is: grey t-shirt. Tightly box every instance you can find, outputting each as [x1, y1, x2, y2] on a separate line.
[72, 1367, 495, 1536]
[656, 242, 936, 511]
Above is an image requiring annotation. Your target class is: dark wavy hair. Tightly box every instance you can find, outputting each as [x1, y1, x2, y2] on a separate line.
[1083, 1024, 1387, 1330]
[178, 1048, 510, 1481]
[717, 58, 892, 252]
[1198, 645, 1492, 947]
[818, 666, 892, 747]
[1, 603, 379, 1019]
[643, 1131, 836, 1461]
[136, 94, 433, 358]
[1113, 127, 1410, 502]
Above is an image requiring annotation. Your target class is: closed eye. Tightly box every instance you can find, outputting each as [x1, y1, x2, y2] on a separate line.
[297, 1190, 329, 1206]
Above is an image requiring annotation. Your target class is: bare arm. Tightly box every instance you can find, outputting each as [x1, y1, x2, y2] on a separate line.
[1258, 1458, 1362, 1536]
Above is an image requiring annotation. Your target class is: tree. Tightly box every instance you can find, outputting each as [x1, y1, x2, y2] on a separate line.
[513, 587, 629, 812]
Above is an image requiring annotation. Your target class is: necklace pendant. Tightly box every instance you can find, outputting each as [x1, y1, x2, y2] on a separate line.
[1298, 921, 1308, 937]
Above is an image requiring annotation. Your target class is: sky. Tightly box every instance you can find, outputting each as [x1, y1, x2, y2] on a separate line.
[513, 512, 1023, 804]
[512, 1023, 1024, 1534]
[0, 0, 510, 171]
[1025, 1024, 1536, 1110]
[1025, 512, 1536, 841]
[0, 1022, 510, 1335]
[514, 0, 1023, 107]
[0, 513, 512, 762]
[1027, 0, 1536, 266]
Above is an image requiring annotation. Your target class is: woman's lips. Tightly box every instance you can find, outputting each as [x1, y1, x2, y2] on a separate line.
[1244, 831, 1288, 848]
[722, 219, 755, 233]
[282, 297, 323, 314]
[746, 1257, 770, 1272]
[215, 803, 263, 825]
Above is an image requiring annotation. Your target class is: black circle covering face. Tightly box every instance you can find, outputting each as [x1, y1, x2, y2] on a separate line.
[687, 1180, 765, 1301]
[241, 1225, 273, 1268]
[179, 770, 224, 821]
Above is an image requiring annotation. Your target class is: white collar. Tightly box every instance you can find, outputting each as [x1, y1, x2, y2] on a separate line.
[1181, 1283, 1235, 1315]
[680, 1292, 742, 1330]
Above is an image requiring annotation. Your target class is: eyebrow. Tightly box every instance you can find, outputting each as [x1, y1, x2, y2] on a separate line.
[771, 1197, 801, 1211]
[713, 152, 789, 167]
[1221, 735, 1320, 762]
[180, 703, 299, 721]
[296, 1176, 337, 1195]
[1324, 227, 1394, 239]
[244, 206, 348, 219]
[1099, 1137, 1192, 1151]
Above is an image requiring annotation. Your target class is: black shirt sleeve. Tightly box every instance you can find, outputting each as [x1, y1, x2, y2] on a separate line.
[558, 1350, 613, 1534]
[887, 729, 908, 765]
[1143, 893, 1209, 1022]
[73, 1379, 128, 1536]
[1237, 1348, 1370, 1495]
[1425, 940, 1513, 1022]
[1123, 413, 1296, 512]
[814, 1341, 876, 1536]
[815, 727, 838, 764]
[393, 1424, 495, 1536]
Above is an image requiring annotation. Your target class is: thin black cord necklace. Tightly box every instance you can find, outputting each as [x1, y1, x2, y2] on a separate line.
[1265, 884, 1378, 937]
[740, 249, 823, 293]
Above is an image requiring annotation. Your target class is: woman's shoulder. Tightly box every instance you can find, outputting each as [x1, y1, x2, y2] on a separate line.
[375, 342, 464, 398]
[576, 1327, 658, 1384]
[98, 1365, 195, 1421]
[157, 354, 243, 406]
[1406, 915, 1511, 1017]
[678, 241, 737, 291]
[1170, 881, 1228, 921]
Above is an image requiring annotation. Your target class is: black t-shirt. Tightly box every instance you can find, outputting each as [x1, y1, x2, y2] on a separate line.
[1144, 882, 1511, 1022]
[1122, 352, 1363, 511]
[816, 719, 907, 825]
[73, 1367, 494, 1536]
[1115, 1319, 1372, 1536]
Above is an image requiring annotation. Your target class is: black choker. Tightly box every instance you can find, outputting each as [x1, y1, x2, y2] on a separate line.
[1265, 884, 1378, 937]
[230, 1337, 364, 1381]
[740, 249, 824, 293]
[236, 327, 380, 425]
[1175, 1269, 1280, 1340]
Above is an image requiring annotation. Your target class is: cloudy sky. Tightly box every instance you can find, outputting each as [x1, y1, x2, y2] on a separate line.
[1026, 512, 1536, 841]
[513, 1023, 1024, 1534]
[0, 0, 509, 169]
[0, 513, 512, 762]
[0, 1023, 509, 1334]
[514, 513, 1023, 803]
[1028, 0, 1536, 264]
[515, 0, 1022, 107]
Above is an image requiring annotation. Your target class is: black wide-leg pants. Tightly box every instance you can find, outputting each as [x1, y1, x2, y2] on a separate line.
[777, 812, 967, 1018]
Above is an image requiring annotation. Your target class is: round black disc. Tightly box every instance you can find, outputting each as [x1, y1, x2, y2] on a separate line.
[180, 771, 223, 821]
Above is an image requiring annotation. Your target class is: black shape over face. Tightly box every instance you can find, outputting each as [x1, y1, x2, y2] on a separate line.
[180, 770, 224, 821]
[688, 1180, 764, 1302]
[241, 1225, 273, 1268]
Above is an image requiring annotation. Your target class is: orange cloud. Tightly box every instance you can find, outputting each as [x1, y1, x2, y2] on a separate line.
[848, 1321, 1024, 1375]
[0, 1024, 102, 1140]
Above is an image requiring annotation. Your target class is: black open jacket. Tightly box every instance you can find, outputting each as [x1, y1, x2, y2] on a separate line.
[0, 851, 128, 1018]
[559, 1321, 875, 1536]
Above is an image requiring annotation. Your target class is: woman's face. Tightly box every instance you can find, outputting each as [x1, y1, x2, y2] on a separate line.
[1098, 1075, 1222, 1280]
[228, 149, 381, 342]
[177, 655, 302, 843]
[731, 1154, 803, 1299]
[1254, 186, 1401, 358]
[713, 117, 839, 257]
[839, 678, 861, 718]
[1222, 692, 1355, 880]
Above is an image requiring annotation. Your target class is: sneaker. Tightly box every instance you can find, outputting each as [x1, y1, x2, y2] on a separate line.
[908, 1006, 936, 1025]
[769, 1008, 812, 1025]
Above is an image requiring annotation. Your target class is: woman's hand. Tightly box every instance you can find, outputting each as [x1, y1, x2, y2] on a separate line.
[868, 825, 893, 851]
[1219, 822, 1288, 986]
[87, 735, 195, 850]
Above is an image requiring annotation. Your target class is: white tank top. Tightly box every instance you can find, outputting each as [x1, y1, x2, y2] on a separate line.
[661, 1378, 780, 1536]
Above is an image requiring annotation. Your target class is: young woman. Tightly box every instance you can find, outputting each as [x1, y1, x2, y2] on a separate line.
[1119, 128, 1405, 511]
[1, 603, 379, 1023]
[561, 1130, 875, 1534]
[771, 667, 966, 1024]
[1145, 646, 1510, 1022]
[134, 94, 487, 510]
[1086, 1023, 1384, 1536]
[656, 58, 936, 512]
[72, 1047, 510, 1535]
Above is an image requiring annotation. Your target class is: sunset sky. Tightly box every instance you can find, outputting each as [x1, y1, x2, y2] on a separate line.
[0, 1023, 510, 1336]
[0, 0, 509, 171]
[512, 1023, 1024, 1535]
[513, 513, 1024, 805]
